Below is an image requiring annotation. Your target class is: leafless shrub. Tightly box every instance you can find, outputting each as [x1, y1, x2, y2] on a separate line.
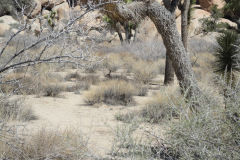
[84, 80, 137, 105]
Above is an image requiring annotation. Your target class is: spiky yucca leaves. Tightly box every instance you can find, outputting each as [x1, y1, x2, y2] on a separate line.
[214, 31, 240, 73]
[214, 31, 240, 85]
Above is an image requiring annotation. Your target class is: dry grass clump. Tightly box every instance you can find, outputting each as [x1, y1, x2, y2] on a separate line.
[131, 60, 158, 84]
[115, 112, 138, 123]
[135, 83, 148, 96]
[140, 87, 182, 123]
[65, 72, 100, 84]
[84, 80, 137, 106]
[65, 72, 100, 92]
[0, 128, 90, 160]
[0, 73, 37, 95]
[0, 96, 35, 122]
[103, 53, 123, 77]
[42, 84, 64, 97]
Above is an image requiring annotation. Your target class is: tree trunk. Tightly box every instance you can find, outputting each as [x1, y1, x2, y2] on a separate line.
[181, 0, 190, 50]
[162, 0, 181, 85]
[164, 51, 175, 85]
[107, 1, 201, 99]
[147, 1, 200, 98]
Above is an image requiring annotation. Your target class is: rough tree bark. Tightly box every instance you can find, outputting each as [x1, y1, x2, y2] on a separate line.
[111, 1, 201, 99]
[164, 51, 175, 85]
[180, 0, 190, 50]
[162, 0, 181, 85]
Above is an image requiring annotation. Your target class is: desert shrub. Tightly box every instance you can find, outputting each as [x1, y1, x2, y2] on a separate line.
[115, 112, 138, 123]
[145, 77, 240, 160]
[65, 81, 90, 93]
[0, 128, 90, 160]
[103, 53, 123, 77]
[65, 72, 100, 84]
[0, 96, 35, 122]
[84, 80, 137, 106]
[140, 88, 181, 123]
[135, 83, 148, 96]
[65, 73, 100, 92]
[64, 72, 82, 81]
[131, 60, 158, 84]
[42, 84, 64, 97]
[0, 73, 37, 95]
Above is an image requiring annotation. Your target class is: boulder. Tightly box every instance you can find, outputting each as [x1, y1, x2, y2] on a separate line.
[219, 18, 238, 29]
[0, 23, 10, 37]
[199, 0, 225, 11]
[40, 0, 65, 9]
[0, 15, 18, 25]
[30, 0, 42, 17]
[52, 2, 70, 20]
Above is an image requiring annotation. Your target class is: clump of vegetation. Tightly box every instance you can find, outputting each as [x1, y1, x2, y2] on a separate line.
[140, 88, 181, 123]
[200, 5, 231, 33]
[0, 128, 90, 160]
[103, 54, 123, 78]
[42, 84, 64, 97]
[131, 60, 158, 84]
[115, 112, 137, 123]
[213, 30, 240, 84]
[163, 80, 240, 159]
[84, 80, 137, 106]
[0, 96, 35, 122]
[135, 83, 148, 96]
[0, 73, 37, 95]
[65, 72, 100, 84]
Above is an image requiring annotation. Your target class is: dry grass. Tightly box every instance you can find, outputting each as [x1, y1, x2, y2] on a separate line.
[0, 73, 37, 95]
[140, 86, 182, 123]
[131, 60, 158, 84]
[84, 80, 138, 106]
[42, 84, 64, 97]
[0, 96, 35, 122]
[103, 53, 123, 76]
[0, 127, 90, 160]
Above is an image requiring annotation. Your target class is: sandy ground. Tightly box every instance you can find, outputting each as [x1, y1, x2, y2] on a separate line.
[24, 92, 151, 158]
[21, 73, 168, 158]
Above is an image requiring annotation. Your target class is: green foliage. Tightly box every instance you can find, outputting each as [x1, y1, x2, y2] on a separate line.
[44, 11, 57, 28]
[103, 15, 114, 25]
[213, 31, 240, 76]
[124, 0, 133, 3]
[223, 0, 240, 20]
[200, 5, 230, 33]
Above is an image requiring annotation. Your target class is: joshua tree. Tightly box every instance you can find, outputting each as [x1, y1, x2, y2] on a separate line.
[107, 0, 201, 100]
[163, 0, 194, 85]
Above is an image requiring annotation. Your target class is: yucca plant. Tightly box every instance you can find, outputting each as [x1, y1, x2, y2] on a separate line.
[214, 30, 240, 85]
